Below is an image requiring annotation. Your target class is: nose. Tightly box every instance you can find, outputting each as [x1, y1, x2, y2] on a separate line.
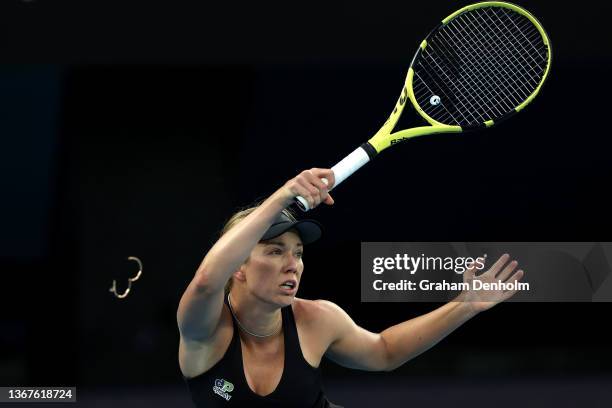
[284, 253, 300, 273]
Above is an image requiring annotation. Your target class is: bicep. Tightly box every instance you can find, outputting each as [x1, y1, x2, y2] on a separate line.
[320, 301, 390, 372]
[177, 274, 225, 342]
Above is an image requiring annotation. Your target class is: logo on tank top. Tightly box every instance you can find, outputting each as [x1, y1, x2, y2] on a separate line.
[213, 378, 234, 401]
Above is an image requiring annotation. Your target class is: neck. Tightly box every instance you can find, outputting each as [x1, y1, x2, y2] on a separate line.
[227, 292, 282, 339]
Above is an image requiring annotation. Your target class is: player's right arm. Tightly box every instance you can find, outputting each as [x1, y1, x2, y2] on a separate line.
[177, 169, 334, 342]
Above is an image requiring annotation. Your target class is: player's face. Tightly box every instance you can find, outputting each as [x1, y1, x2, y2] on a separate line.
[244, 230, 304, 307]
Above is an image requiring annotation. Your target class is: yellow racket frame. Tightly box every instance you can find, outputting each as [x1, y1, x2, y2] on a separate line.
[367, 1, 552, 154]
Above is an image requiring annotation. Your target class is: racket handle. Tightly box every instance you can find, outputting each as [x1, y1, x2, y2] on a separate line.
[295, 145, 371, 211]
[295, 178, 328, 211]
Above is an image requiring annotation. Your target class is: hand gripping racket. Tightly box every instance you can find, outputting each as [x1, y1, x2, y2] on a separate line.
[296, 1, 552, 211]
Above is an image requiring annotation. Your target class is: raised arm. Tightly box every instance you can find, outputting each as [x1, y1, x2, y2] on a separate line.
[177, 168, 335, 341]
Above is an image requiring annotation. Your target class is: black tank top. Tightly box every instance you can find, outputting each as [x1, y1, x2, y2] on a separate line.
[184, 297, 333, 407]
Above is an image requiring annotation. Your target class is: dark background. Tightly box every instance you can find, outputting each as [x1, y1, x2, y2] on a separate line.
[1, 0, 611, 406]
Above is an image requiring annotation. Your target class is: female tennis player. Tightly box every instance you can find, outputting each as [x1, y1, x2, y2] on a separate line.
[177, 168, 524, 407]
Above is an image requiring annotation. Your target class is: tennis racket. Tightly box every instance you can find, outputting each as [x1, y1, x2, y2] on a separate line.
[296, 1, 552, 211]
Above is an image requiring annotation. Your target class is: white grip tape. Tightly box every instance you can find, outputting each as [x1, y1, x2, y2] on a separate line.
[296, 146, 371, 211]
[330, 146, 370, 189]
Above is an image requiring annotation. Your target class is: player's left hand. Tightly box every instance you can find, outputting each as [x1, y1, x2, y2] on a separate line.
[459, 254, 524, 314]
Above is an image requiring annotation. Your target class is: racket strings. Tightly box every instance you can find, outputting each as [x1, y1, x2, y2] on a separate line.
[451, 8, 547, 107]
[491, 8, 548, 76]
[415, 54, 482, 124]
[427, 39, 512, 118]
[412, 6, 549, 127]
[443, 14, 532, 112]
[416, 34, 493, 124]
[447, 8, 546, 114]
[453, 8, 546, 118]
[413, 70, 462, 125]
[424, 46, 496, 123]
[461, 9, 544, 96]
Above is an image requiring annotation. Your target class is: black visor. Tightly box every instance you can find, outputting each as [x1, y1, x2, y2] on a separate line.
[260, 212, 322, 245]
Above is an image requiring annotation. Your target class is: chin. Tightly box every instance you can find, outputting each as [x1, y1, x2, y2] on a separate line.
[277, 293, 297, 306]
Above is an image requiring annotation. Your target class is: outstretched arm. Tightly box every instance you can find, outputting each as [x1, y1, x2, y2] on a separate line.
[321, 298, 476, 372]
[377, 296, 477, 370]
[323, 254, 523, 371]
[381, 254, 524, 370]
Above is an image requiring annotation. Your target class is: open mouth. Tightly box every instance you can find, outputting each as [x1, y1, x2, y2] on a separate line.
[279, 280, 297, 290]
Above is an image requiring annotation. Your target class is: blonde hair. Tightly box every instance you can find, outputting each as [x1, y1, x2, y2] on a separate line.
[221, 201, 298, 295]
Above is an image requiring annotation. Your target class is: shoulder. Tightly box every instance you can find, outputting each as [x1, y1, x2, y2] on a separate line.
[292, 298, 352, 335]
[292, 297, 345, 317]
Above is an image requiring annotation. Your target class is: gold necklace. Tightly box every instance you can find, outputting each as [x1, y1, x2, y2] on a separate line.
[227, 294, 282, 338]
